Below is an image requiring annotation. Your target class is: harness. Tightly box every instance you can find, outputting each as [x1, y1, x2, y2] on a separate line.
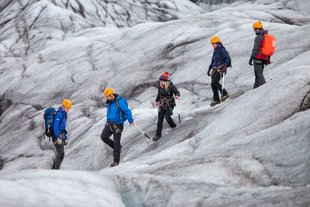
[105, 122, 122, 134]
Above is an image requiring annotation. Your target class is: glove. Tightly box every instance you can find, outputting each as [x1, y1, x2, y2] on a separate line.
[249, 57, 254, 66]
[54, 138, 62, 145]
[64, 140, 68, 145]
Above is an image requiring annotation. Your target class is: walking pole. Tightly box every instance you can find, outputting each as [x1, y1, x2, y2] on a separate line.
[134, 124, 152, 140]
[222, 73, 225, 92]
[266, 65, 273, 80]
[177, 98, 181, 124]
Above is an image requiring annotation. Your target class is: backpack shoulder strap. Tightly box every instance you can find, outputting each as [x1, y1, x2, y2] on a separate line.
[116, 99, 121, 111]
[115, 97, 125, 119]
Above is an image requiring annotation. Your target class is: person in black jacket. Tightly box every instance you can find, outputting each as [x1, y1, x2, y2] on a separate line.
[153, 72, 180, 141]
[249, 21, 268, 88]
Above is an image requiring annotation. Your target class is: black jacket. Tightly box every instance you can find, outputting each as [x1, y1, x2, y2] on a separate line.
[155, 81, 180, 107]
[251, 29, 268, 59]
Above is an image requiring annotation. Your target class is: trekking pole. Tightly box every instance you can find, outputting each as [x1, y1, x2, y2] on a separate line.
[222, 73, 225, 92]
[177, 98, 181, 124]
[266, 65, 273, 80]
[134, 124, 151, 140]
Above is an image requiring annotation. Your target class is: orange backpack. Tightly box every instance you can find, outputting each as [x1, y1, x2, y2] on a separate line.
[261, 34, 276, 56]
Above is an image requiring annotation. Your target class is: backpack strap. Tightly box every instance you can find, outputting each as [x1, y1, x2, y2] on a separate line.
[115, 98, 124, 119]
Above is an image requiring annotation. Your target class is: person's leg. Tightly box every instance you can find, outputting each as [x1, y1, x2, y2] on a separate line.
[52, 143, 64, 170]
[211, 71, 222, 102]
[112, 125, 123, 164]
[165, 106, 176, 128]
[256, 63, 266, 87]
[100, 124, 114, 149]
[156, 107, 165, 137]
[253, 63, 266, 88]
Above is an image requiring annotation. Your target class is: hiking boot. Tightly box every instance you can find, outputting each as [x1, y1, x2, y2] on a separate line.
[153, 135, 161, 141]
[221, 93, 229, 102]
[110, 162, 119, 167]
[210, 100, 220, 107]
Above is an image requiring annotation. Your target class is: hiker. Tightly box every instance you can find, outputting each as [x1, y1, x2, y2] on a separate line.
[249, 21, 269, 88]
[100, 87, 134, 167]
[207, 36, 231, 107]
[52, 99, 72, 170]
[153, 72, 180, 141]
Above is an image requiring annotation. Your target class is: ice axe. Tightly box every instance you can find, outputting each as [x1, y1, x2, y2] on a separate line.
[221, 73, 225, 92]
[266, 65, 273, 80]
[133, 124, 151, 140]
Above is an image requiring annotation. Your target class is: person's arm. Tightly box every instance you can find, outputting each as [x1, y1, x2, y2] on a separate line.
[171, 83, 180, 98]
[208, 52, 214, 76]
[251, 35, 263, 58]
[53, 112, 62, 139]
[155, 81, 160, 102]
[220, 47, 230, 67]
[155, 89, 160, 102]
[119, 98, 133, 123]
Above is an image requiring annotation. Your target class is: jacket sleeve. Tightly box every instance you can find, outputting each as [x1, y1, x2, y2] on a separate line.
[220, 47, 231, 67]
[53, 112, 63, 139]
[251, 35, 263, 58]
[119, 98, 134, 123]
[171, 84, 180, 97]
[155, 89, 160, 102]
[155, 82, 160, 102]
[208, 54, 214, 72]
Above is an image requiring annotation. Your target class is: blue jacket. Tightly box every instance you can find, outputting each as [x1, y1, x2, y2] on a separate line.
[53, 107, 68, 140]
[208, 44, 231, 73]
[107, 94, 133, 125]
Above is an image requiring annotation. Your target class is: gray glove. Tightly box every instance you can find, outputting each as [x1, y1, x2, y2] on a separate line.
[64, 140, 68, 145]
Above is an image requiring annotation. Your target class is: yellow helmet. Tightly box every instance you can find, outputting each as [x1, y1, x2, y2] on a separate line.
[210, 36, 221, 44]
[62, 99, 72, 109]
[103, 87, 114, 97]
[253, 21, 263, 29]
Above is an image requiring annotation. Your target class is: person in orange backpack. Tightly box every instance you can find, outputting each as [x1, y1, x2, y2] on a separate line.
[249, 21, 269, 88]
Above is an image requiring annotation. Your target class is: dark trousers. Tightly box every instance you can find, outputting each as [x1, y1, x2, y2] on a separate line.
[211, 71, 227, 102]
[156, 106, 176, 137]
[100, 123, 123, 163]
[253, 63, 266, 88]
[52, 142, 64, 170]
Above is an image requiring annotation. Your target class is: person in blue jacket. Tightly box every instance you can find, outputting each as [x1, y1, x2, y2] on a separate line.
[52, 99, 72, 169]
[208, 35, 231, 107]
[101, 87, 134, 167]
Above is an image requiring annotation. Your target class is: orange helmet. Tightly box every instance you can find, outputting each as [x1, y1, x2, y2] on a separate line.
[210, 36, 221, 44]
[103, 87, 114, 97]
[62, 99, 72, 109]
[253, 21, 263, 29]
